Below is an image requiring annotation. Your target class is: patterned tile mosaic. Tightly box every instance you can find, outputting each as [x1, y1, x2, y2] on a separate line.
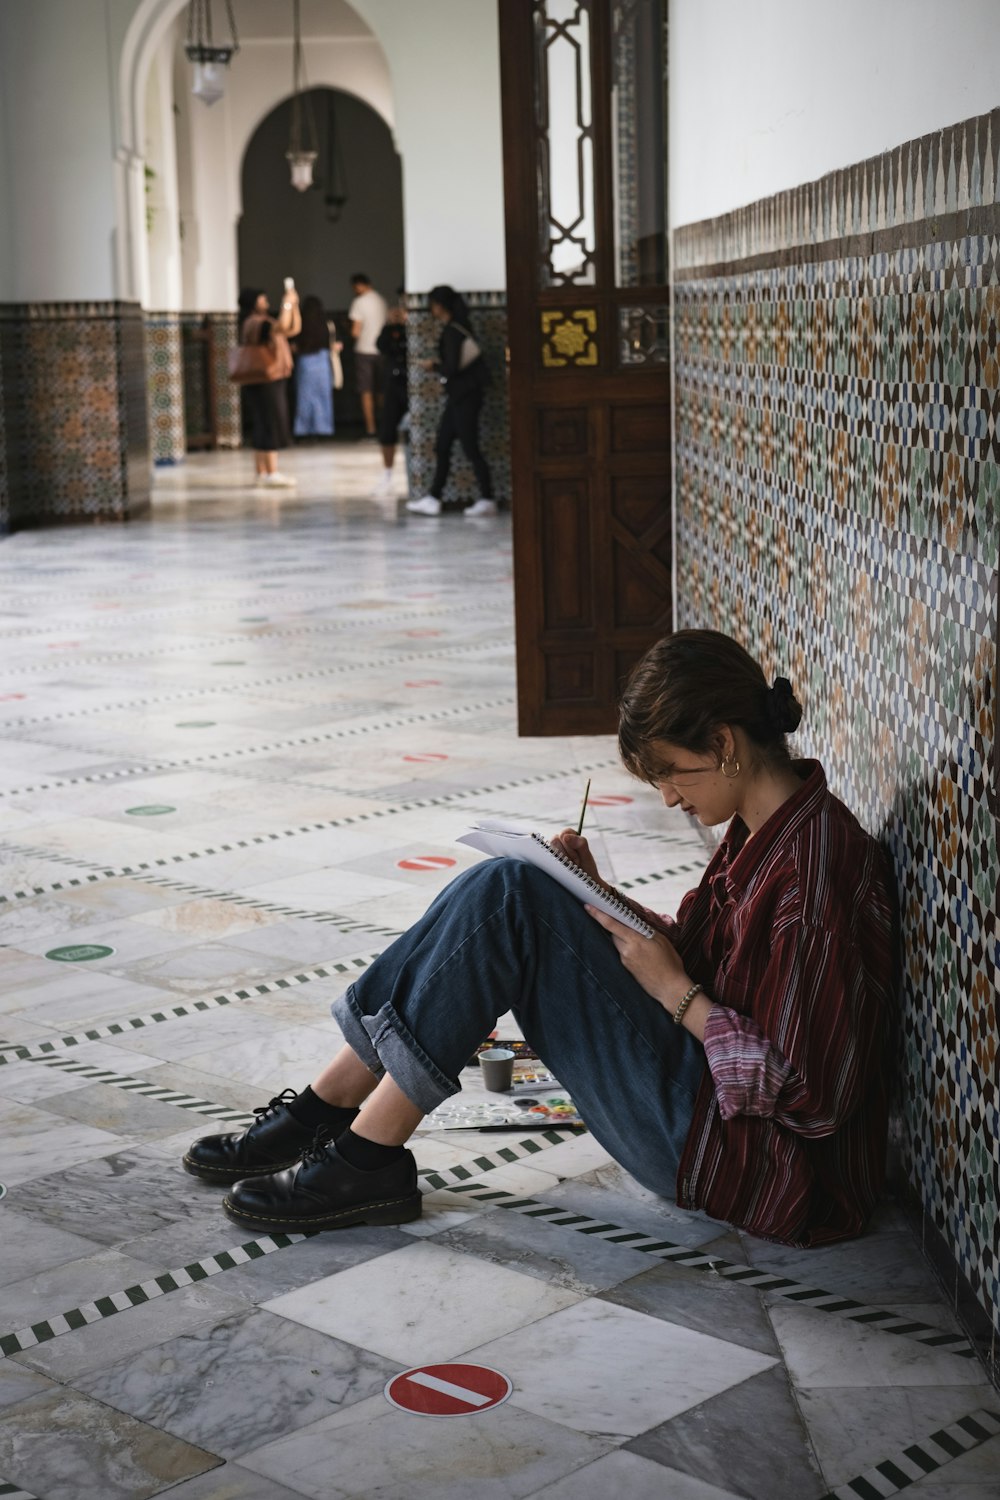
[144, 314, 186, 466]
[673, 109, 999, 1346]
[0, 301, 150, 530]
[405, 292, 511, 505]
[208, 312, 242, 450]
[143, 310, 244, 465]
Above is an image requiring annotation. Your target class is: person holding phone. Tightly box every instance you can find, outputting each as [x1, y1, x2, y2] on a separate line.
[237, 282, 301, 487]
[183, 629, 894, 1251]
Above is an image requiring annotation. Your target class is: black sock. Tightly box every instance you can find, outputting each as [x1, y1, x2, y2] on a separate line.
[287, 1086, 358, 1133]
[336, 1127, 406, 1172]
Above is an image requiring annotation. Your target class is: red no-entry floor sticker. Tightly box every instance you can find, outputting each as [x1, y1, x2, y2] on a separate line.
[384, 1363, 512, 1417]
[397, 855, 457, 872]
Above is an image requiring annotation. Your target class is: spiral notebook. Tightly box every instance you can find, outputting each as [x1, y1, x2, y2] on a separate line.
[456, 820, 654, 936]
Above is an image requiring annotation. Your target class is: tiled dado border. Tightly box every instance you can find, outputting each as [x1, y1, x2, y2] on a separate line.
[144, 310, 241, 465]
[0, 301, 150, 532]
[673, 109, 1000, 272]
[145, 312, 185, 465]
[404, 291, 510, 506]
[671, 108, 999, 1364]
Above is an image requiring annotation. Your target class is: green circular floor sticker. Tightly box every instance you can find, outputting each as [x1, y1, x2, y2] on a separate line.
[46, 944, 116, 963]
[126, 805, 176, 816]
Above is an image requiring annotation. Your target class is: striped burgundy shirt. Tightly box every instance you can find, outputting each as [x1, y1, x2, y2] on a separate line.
[663, 760, 894, 1246]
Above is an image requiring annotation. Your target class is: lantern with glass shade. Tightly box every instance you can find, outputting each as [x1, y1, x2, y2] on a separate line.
[184, 0, 239, 107]
[286, 0, 318, 191]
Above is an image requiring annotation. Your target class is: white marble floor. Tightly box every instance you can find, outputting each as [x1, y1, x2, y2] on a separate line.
[0, 446, 996, 1500]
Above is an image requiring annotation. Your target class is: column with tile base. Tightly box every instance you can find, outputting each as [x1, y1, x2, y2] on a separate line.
[0, 302, 150, 530]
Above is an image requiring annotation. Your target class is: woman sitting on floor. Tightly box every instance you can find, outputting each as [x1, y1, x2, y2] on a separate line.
[184, 629, 894, 1248]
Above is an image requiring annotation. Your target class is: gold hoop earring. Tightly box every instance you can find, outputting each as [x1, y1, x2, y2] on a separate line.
[721, 754, 741, 779]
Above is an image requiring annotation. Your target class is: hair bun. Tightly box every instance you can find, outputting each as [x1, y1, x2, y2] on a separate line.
[765, 676, 802, 735]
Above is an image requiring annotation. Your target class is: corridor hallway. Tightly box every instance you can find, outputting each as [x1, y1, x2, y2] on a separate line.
[0, 450, 997, 1499]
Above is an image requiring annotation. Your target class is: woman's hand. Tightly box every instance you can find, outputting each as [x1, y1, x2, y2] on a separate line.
[418, 358, 436, 371]
[585, 907, 692, 1009]
[550, 829, 602, 883]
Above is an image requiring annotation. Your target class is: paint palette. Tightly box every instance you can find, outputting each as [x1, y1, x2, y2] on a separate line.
[423, 1092, 585, 1131]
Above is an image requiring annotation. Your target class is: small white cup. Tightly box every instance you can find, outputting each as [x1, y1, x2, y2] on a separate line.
[479, 1047, 516, 1092]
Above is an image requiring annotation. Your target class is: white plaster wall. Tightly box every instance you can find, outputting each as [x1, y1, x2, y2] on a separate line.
[166, 0, 504, 308]
[172, 45, 241, 312]
[351, 0, 506, 290]
[669, 0, 1000, 229]
[0, 0, 121, 302]
[144, 39, 183, 310]
[170, 32, 393, 312]
[230, 37, 394, 149]
[4, 0, 504, 305]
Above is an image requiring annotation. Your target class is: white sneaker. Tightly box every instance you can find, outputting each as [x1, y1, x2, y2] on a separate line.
[371, 470, 395, 497]
[406, 495, 443, 517]
[261, 472, 297, 489]
[464, 499, 498, 517]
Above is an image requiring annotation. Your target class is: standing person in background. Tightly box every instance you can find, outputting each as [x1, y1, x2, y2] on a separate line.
[292, 295, 334, 439]
[371, 294, 408, 498]
[238, 285, 301, 489]
[348, 273, 387, 439]
[406, 285, 497, 518]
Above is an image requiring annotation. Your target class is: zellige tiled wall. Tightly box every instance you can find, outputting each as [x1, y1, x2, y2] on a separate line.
[673, 109, 999, 1345]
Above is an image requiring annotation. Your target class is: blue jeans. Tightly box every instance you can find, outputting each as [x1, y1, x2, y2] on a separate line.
[332, 860, 705, 1199]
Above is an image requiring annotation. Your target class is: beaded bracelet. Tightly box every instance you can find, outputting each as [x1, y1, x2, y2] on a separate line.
[672, 982, 703, 1025]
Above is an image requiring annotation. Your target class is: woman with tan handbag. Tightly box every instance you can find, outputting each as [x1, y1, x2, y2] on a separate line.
[235, 285, 301, 489]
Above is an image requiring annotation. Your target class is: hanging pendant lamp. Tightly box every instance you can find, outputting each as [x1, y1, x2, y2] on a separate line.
[286, 0, 318, 191]
[184, 0, 239, 107]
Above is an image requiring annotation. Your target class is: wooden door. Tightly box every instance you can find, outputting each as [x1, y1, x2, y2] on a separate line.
[500, 0, 671, 736]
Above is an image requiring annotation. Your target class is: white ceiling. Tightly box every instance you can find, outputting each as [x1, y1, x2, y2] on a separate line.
[231, 0, 373, 41]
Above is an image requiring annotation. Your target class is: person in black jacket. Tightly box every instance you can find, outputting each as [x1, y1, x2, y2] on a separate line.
[371, 296, 409, 498]
[406, 285, 497, 517]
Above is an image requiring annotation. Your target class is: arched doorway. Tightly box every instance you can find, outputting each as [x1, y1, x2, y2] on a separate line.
[240, 87, 403, 317]
[239, 86, 404, 433]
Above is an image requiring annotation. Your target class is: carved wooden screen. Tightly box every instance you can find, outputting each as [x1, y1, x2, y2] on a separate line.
[500, 0, 671, 735]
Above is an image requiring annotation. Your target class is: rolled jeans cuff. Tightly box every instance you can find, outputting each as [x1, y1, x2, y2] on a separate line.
[332, 983, 459, 1116]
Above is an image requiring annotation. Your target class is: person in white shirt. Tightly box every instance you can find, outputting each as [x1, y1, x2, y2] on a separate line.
[348, 273, 388, 438]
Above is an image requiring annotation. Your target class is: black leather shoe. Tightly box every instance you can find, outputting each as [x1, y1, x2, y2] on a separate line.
[182, 1089, 355, 1184]
[222, 1139, 421, 1232]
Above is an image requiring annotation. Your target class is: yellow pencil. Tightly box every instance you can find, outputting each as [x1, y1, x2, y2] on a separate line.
[575, 777, 592, 836]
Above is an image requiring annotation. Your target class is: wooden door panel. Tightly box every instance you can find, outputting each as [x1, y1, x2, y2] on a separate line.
[539, 477, 593, 629]
[610, 473, 672, 538]
[545, 651, 598, 703]
[500, 0, 670, 735]
[609, 403, 671, 454]
[611, 545, 672, 630]
[536, 406, 590, 458]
